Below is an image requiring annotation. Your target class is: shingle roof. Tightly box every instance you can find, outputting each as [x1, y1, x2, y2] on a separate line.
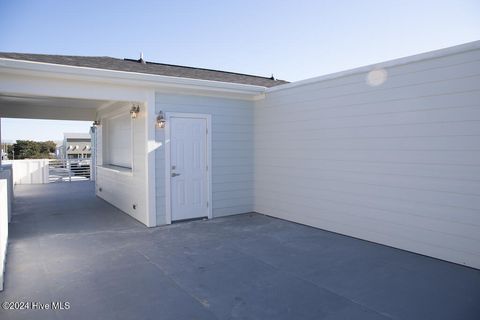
[0, 52, 288, 88]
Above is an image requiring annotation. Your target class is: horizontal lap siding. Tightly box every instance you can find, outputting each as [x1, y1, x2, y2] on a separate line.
[155, 93, 254, 224]
[96, 107, 147, 224]
[254, 46, 480, 268]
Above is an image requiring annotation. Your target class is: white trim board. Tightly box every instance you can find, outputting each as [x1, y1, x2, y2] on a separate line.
[267, 40, 480, 93]
[145, 92, 157, 227]
[164, 112, 213, 224]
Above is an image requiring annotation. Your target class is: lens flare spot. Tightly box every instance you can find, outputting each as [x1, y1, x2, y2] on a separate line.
[366, 68, 388, 86]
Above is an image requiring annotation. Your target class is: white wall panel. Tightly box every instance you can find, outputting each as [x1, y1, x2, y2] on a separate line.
[106, 113, 132, 168]
[96, 105, 148, 225]
[155, 93, 254, 224]
[3, 160, 49, 184]
[0, 179, 8, 291]
[254, 43, 480, 268]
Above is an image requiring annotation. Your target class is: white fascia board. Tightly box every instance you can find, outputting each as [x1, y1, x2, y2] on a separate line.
[267, 40, 480, 93]
[0, 58, 267, 99]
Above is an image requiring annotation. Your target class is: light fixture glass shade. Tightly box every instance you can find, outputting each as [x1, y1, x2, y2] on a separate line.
[130, 105, 140, 119]
[156, 112, 166, 128]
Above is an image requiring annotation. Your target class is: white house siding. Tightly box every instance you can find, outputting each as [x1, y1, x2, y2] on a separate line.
[155, 92, 254, 225]
[95, 105, 148, 225]
[254, 44, 480, 268]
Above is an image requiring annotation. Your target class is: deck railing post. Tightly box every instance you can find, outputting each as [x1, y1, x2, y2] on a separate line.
[68, 159, 71, 182]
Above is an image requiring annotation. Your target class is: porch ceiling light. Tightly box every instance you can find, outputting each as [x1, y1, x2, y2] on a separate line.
[156, 111, 166, 129]
[130, 105, 140, 119]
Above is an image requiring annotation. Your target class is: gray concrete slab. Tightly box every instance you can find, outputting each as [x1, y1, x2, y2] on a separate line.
[0, 181, 479, 319]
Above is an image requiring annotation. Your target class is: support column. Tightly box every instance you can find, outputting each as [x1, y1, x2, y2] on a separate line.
[144, 91, 157, 227]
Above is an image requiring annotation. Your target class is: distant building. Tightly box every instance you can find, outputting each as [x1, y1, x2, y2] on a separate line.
[57, 133, 91, 159]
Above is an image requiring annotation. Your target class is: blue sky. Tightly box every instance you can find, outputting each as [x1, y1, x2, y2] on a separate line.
[1, 0, 479, 141]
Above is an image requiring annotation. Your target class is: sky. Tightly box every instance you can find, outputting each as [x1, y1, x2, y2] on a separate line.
[0, 0, 479, 141]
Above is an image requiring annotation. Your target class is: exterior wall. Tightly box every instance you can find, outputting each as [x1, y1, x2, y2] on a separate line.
[0, 179, 9, 291]
[95, 105, 149, 225]
[3, 159, 49, 184]
[254, 44, 480, 268]
[155, 92, 254, 225]
[0, 165, 13, 222]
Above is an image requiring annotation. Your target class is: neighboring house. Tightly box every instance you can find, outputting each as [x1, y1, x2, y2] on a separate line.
[0, 41, 479, 269]
[57, 132, 91, 159]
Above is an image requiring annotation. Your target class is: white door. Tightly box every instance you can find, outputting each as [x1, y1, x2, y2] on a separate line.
[170, 117, 208, 221]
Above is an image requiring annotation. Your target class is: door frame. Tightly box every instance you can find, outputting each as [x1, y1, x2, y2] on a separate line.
[164, 112, 212, 224]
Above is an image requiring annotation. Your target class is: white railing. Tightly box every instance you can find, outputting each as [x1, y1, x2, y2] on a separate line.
[2, 159, 92, 184]
[48, 158, 92, 183]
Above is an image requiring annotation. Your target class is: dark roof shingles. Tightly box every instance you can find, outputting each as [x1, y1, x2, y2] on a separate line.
[0, 52, 288, 87]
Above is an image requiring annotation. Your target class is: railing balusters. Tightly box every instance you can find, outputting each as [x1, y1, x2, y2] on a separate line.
[48, 158, 91, 183]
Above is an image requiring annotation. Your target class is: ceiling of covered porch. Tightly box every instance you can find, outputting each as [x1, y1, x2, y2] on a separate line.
[0, 93, 128, 121]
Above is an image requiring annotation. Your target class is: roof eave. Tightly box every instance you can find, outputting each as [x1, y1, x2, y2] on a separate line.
[0, 58, 267, 99]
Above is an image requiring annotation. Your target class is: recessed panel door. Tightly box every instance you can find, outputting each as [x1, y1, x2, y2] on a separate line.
[170, 117, 208, 221]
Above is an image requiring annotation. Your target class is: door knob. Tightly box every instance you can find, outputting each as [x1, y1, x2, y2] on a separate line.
[171, 172, 181, 177]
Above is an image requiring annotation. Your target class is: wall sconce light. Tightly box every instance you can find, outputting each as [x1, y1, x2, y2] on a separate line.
[156, 111, 166, 128]
[92, 120, 101, 127]
[130, 105, 140, 119]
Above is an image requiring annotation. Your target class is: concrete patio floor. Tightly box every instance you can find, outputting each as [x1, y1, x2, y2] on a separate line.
[0, 182, 479, 320]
